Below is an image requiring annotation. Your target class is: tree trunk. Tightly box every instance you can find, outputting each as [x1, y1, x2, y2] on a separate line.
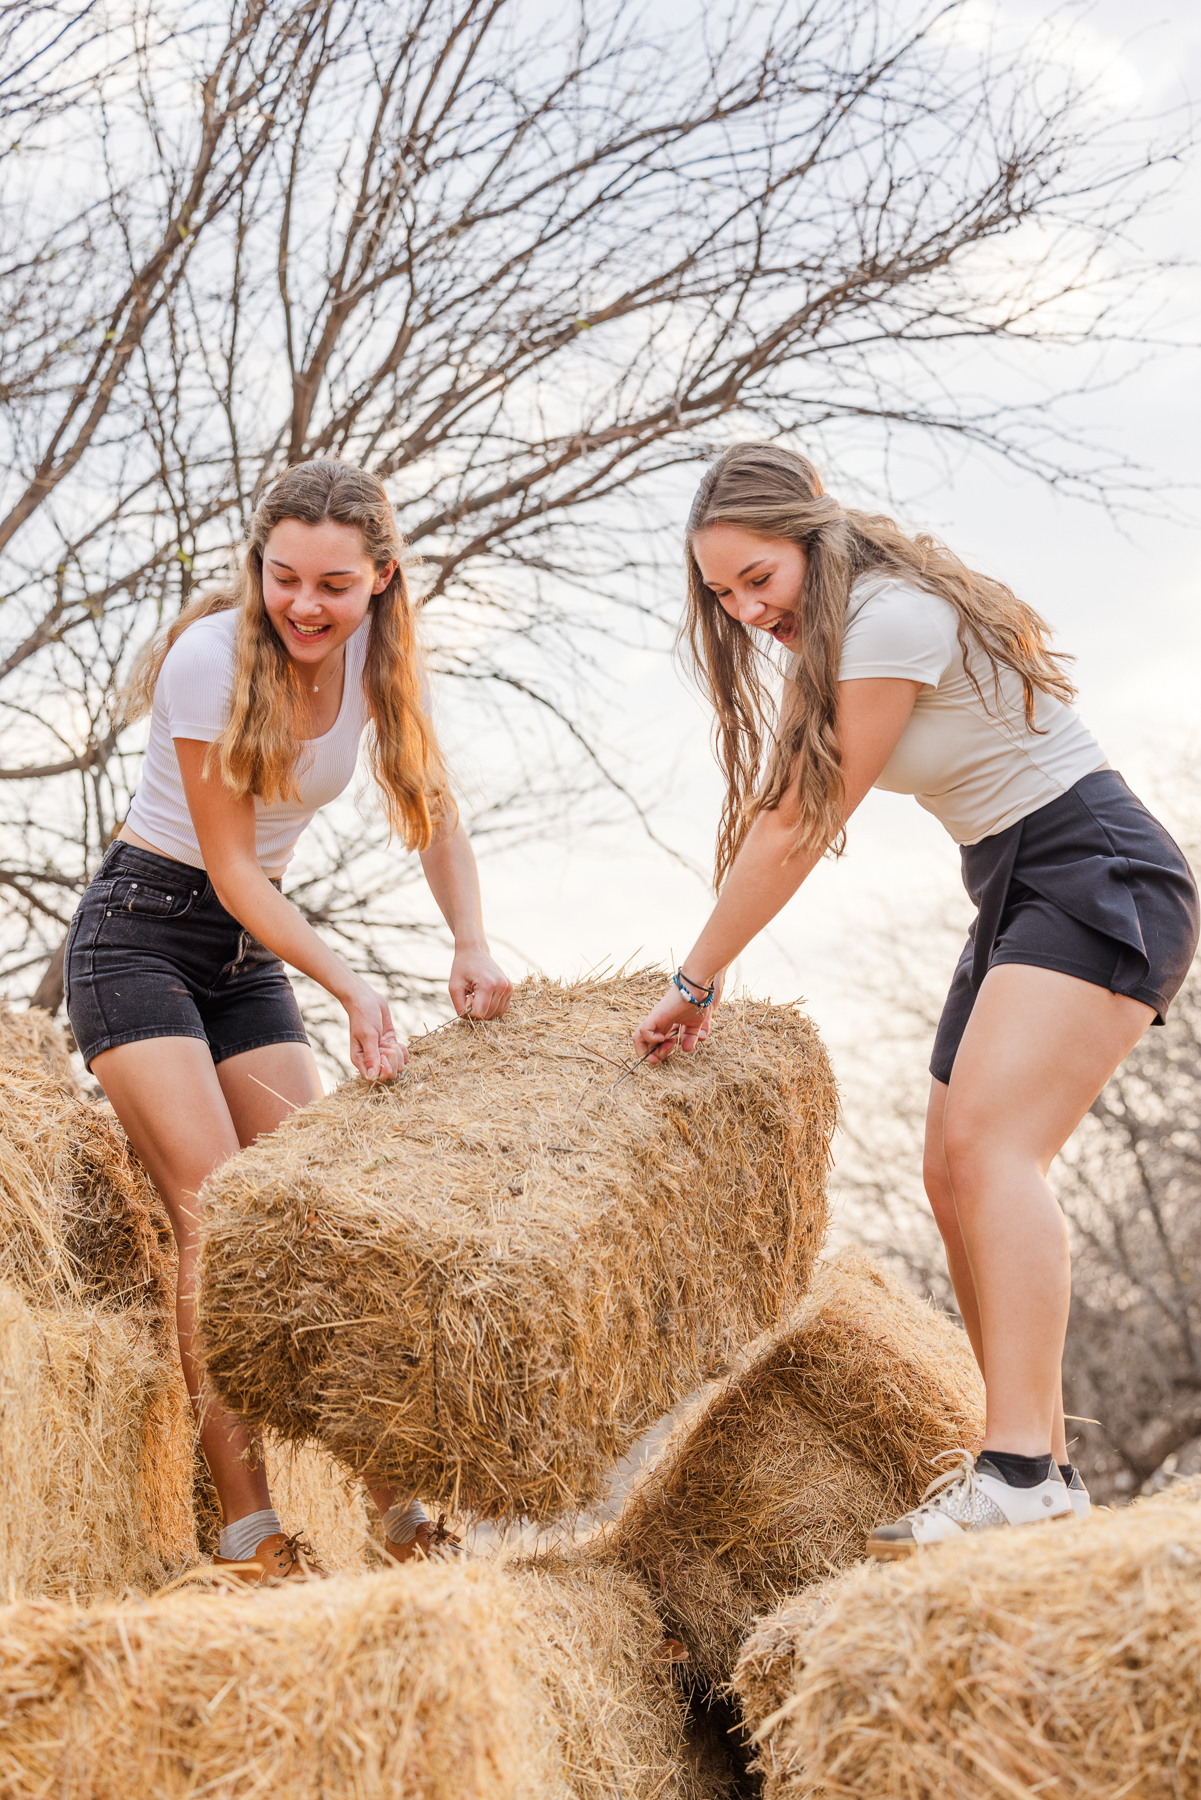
[30, 935, 67, 1016]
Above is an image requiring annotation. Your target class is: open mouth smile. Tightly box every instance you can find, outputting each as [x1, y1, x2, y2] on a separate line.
[286, 618, 334, 642]
[765, 615, 797, 645]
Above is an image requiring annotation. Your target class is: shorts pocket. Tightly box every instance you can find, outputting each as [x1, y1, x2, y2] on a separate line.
[108, 876, 198, 919]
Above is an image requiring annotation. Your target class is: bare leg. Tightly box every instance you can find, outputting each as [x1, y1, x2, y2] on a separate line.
[937, 966, 1152, 1459]
[91, 1037, 323, 1526]
[924, 1078, 1076, 1460]
[923, 1079, 984, 1366]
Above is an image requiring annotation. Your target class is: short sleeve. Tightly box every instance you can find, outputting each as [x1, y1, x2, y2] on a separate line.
[155, 617, 235, 742]
[839, 581, 960, 687]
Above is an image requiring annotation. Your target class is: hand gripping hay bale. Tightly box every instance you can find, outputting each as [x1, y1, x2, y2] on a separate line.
[733, 1479, 1201, 1800]
[0, 1558, 722, 1799]
[0, 1284, 196, 1601]
[198, 973, 835, 1523]
[605, 1248, 985, 1691]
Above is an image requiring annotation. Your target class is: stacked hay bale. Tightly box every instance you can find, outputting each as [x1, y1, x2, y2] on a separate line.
[0, 1008, 377, 1583]
[0, 1559, 722, 1798]
[0, 997, 75, 1082]
[198, 972, 836, 1523]
[0, 1284, 194, 1599]
[0, 1014, 198, 1594]
[734, 1480, 1201, 1800]
[604, 1249, 985, 1692]
[0, 1049, 174, 1324]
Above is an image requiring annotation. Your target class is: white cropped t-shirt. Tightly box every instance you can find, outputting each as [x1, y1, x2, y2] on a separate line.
[787, 575, 1106, 846]
[125, 609, 370, 871]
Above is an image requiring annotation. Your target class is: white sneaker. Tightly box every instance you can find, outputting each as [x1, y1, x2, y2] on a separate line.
[865, 1451, 1074, 1560]
[1062, 1464, 1091, 1519]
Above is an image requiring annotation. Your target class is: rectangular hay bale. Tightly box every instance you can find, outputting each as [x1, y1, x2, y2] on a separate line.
[198, 974, 835, 1522]
[0, 1056, 176, 1327]
[734, 1481, 1201, 1800]
[605, 1248, 985, 1690]
[0, 1558, 719, 1799]
[0, 1284, 196, 1601]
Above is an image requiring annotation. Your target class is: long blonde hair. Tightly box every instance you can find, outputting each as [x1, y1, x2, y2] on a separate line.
[126, 461, 451, 850]
[684, 442, 1075, 885]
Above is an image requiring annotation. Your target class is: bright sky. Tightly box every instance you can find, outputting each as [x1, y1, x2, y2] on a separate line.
[440, 0, 1201, 1078]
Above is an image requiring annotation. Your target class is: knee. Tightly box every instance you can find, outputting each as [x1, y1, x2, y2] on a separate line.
[941, 1100, 1050, 1207]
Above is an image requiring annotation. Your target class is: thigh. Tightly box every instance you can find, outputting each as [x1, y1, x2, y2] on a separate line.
[216, 1040, 324, 1145]
[945, 963, 1153, 1171]
[91, 1037, 241, 1242]
[923, 1078, 950, 1185]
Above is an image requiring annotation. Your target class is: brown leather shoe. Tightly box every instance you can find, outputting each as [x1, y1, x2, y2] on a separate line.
[211, 1530, 325, 1585]
[383, 1515, 462, 1565]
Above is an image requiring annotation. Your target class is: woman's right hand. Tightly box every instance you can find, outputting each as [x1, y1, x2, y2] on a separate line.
[344, 980, 408, 1081]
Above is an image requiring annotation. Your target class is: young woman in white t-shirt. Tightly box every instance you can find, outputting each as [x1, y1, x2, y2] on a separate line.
[65, 460, 512, 1580]
[634, 441, 1198, 1550]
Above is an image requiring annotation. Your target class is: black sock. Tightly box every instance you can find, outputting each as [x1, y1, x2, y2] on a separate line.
[1058, 1462, 1074, 1484]
[977, 1450, 1054, 1488]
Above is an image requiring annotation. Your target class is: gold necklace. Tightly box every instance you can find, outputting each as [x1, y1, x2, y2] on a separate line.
[309, 647, 346, 695]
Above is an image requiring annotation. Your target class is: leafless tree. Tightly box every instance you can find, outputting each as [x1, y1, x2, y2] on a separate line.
[0, 0, 1187, 1049]
[834, 882, 1201, 1505]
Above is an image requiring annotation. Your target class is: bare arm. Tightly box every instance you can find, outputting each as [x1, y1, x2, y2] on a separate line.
[176, 739, 403, 1080]
[419, 818, 512, 1018]
[633, 677, 921, 1058]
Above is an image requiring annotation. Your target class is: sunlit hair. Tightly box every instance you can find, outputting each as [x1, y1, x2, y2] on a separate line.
[126, 460, 452, 850]
[684, 441, 1075, 886]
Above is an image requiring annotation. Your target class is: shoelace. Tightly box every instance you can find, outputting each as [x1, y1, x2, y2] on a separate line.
[273, 1530, 320, 1576]
[907, 1447, 980, 1522]
[425, 1513, 463, 1557]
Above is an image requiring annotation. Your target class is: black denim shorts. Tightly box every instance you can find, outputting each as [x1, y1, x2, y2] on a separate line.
[65, 841, 309, 1071]
[930, 771, 1199, 1084]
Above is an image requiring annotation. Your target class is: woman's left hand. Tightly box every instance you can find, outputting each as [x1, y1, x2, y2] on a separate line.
[449, 947, 513, 1019]
[633, 972, 724, 1063]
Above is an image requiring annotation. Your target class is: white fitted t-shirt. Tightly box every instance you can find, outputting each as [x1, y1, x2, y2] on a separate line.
[787, 575, 1106, 846]
[125, 609, 371, 871]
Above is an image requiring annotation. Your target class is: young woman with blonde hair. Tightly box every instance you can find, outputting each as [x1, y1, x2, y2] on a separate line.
[635, 441, 1198, 1550]
[65, 460, 511, 1580]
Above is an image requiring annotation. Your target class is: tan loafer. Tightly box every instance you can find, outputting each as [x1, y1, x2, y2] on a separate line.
[211, 1530, 325, 1585]
[383, 1515, 463, 1565]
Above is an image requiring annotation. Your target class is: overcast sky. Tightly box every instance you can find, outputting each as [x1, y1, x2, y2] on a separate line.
[437, 0, 1201, 1072]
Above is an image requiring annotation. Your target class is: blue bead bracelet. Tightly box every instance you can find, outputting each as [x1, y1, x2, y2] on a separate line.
[673, 967, 715, 1010]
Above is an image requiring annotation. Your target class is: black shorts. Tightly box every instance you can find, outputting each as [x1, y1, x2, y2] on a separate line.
[65, 841, 309, 1071]
[931, 770, 1199, 1085]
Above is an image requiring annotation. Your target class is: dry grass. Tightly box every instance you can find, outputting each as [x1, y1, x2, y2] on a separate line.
[0, 1556, 729, 1798]
[606, 1249, 985, 1691]
[0, 999, 75, 1085]
[198, 973, 835, 1522]
[734, 1479, 1201, 1800]
[0, 1283, 196, 1602]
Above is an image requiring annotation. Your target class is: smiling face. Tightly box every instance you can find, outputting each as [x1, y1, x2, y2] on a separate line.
[261, 517, 396, 674]
[693, 521, 808, 648]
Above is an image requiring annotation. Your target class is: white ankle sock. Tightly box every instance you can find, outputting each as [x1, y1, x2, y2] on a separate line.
[382, 1499, 428, 1546]
[219, 1508, 282, 1561]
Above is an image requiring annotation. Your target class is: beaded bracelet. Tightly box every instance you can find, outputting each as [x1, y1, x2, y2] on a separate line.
[673, 967, 715, 1010]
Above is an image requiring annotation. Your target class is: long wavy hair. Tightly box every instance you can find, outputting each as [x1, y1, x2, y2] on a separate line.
[684, 442, 1075, 885]
[126, 461, 451, 850]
